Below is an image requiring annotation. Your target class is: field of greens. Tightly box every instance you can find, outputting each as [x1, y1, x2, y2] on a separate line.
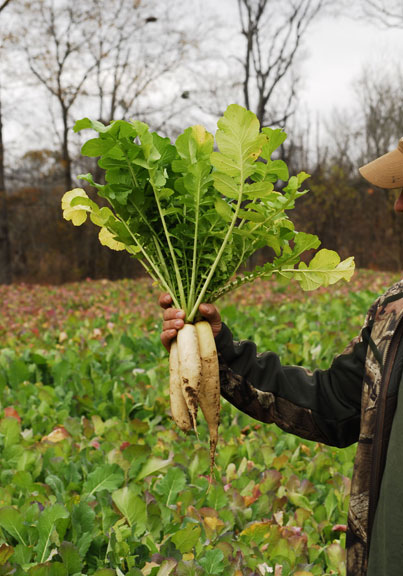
[0, 270, 399, 576]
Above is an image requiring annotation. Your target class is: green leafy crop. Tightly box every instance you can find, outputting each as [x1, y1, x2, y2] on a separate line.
[62, 104, 354, 321]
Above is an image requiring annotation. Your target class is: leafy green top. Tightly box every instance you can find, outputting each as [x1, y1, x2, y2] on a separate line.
[62, 104, 354, 321]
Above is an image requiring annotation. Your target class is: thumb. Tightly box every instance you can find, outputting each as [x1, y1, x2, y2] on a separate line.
[199, 303, 222, 337]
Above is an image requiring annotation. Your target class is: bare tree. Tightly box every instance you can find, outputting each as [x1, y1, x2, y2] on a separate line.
[237, 0, 330, 127]
[0, 0, 15, 283]
[4, 0, 201, 282]
[19, 0, 198, 190]
[316, 60, 403, 173]
[0, 93, 11, 283]
[177, 0, 332, 144]
[355, 65, 403, 268]
[0, 0, 12, 12]
[362, 0, 403, 28]
[87, 0, 193, 128]
[20, 1, 100, 190]
[296, 61, 403, 271]
[355, 69, 403, 162]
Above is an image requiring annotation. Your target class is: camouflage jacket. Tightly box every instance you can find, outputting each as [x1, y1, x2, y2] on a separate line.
[216, 280, 403, 576]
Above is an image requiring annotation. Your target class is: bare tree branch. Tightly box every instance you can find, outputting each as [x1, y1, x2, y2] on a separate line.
[22, 1, 101, 189]
[0, 0, 12, 13]
[238, 0, 329, 128]
[364, 0, 403, 28]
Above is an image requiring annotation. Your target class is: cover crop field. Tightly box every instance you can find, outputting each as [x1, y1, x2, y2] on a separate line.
[0, 270, 399, 576]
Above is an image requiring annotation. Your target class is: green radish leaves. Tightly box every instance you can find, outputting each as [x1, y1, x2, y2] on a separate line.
[63, 104, 355, 319]
[211, 104, 265, 180]
[281, 250, 356, 291]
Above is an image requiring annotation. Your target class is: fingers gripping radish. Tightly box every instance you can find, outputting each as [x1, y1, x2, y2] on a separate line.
[176, 324, 201, 432]
[169, 340, 192, 432]
[196, 321, 220, 474]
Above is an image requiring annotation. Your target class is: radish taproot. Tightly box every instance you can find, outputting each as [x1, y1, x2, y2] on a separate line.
[169, 320, 220, 474]
[176, 323, 201, 433]
[62, 104, 355, 474]
[169, 340, 192, 432]
[195, 321, 220, 475]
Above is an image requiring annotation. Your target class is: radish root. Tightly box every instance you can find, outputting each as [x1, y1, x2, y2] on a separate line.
[169, 340, 192, 432]
[169, 321, 220, 477]
[196, 321, 220, 478]
[177, 324, 201, 433]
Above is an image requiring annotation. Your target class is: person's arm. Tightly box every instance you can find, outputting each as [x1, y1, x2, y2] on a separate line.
[215, 305, 376, 448]
[159, 293, 378, 448]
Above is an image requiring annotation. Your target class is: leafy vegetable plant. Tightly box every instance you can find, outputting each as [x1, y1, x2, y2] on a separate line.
[0, 277, 392, 574]
[62, 104, 355, 470]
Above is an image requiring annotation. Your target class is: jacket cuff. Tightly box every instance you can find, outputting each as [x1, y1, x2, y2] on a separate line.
[214, 322, 236, 360]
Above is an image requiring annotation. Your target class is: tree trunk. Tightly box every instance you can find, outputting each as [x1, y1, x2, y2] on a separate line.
[0, 96, 12, 283]
[62, 105, 72, 190]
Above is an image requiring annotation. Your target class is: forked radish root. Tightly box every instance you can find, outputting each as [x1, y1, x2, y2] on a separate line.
[169, 321, 220, 475]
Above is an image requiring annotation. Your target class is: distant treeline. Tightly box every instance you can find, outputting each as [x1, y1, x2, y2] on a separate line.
[7, 184, 143, 284]
[292, 171, 403, 274]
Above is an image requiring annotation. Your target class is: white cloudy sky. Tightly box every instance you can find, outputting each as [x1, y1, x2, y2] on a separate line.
[205, 0, 403, 116]
[3, 1, 403, 156]
[302, 12, 403, 116]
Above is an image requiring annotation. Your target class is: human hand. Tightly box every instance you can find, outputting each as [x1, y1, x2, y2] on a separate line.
[159, 293, 222, 351]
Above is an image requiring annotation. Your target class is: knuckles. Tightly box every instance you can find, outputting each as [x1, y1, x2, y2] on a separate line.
[159, 297, 221, 350]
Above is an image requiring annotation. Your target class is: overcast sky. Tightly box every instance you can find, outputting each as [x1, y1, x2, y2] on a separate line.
[302, 11, 403, 117]
[3, 1, 403, 157]
[205, 0, 403, 117]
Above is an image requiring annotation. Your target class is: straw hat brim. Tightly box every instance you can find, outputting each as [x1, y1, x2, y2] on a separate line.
[359, 140, 403, 189]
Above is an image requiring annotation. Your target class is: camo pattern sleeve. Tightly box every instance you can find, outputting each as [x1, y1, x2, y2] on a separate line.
[215, 306, 376, 448]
